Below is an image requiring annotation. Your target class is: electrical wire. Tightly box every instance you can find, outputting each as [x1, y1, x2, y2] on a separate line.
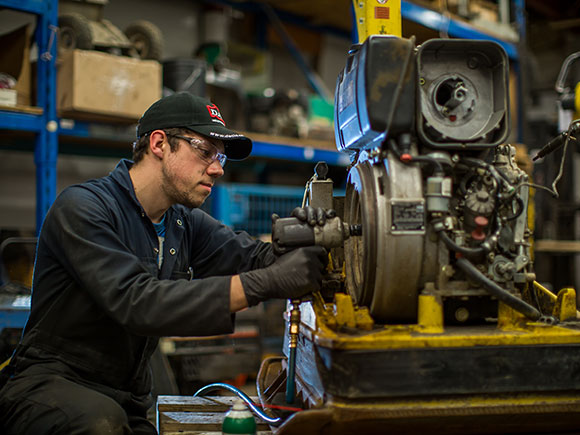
[531, 281, 545, 316]
[301, 175, 315, 208]
[382, 37, 416, 140]
[193, 382, 284, 426]
[529, 119, 580, 198]
[549, 123, 574, 198]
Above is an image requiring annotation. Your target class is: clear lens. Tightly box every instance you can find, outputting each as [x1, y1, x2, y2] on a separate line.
[171, 134, 227, 167]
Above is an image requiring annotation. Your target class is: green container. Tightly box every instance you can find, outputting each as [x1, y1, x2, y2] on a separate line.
[222, 399, 257, 435]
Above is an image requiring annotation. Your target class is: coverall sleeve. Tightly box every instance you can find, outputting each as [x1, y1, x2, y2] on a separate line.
[187, 210, 277, 279]
[40, 186, 235, 337]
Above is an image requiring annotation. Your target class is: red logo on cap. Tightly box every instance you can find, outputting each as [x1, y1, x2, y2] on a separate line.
[207, 104, 225, 126]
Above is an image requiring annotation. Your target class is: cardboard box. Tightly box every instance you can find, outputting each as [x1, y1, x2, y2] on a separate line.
[57, 49, 161, 122]
[0, 89, 17, 107]
[0, 25, 32, 106]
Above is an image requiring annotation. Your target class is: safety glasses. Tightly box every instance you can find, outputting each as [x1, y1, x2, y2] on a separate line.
[168, 134, 227, 167]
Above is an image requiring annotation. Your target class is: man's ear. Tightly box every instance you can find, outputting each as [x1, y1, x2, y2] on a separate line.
[149, 130, 166, 159]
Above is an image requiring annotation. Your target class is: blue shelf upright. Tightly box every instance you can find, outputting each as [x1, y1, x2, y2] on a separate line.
[0, 0, 59, 234]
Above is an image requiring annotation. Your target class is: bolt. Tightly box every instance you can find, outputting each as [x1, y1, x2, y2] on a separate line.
[455, 307, 469, 322]
[467, 56, 479, 69]
[46, 120, 58, 132]
[442, 265, 455, 277]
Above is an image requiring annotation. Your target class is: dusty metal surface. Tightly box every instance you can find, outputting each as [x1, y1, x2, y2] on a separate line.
[257, 354, 580, 434]
[257, 297, 580, 433]
[274, 394, 580, 434]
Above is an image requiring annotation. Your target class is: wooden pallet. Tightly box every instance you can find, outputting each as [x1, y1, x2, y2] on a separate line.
[157, 395, 273, 434]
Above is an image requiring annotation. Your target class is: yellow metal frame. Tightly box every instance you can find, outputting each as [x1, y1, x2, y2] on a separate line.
[352, 0, 402, 43]
[327, 391, 580, 416]
[301, 285, 580, 351]
[575, 81, 580, 119]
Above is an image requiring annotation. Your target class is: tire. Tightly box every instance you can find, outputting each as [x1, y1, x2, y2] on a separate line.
[58, 13, 94, 53]
[124, 20, 163, 61]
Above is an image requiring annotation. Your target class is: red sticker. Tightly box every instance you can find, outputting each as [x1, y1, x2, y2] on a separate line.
[207, 104, 225, 125]
[375, 6, 390, 19]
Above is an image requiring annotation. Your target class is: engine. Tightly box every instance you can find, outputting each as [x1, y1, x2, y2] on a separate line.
[334, 36, 538, 324]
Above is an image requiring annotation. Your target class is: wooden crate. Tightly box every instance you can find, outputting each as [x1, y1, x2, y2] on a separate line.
[157, 395, 273, 434]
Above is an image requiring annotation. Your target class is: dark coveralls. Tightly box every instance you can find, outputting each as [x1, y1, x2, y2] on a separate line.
[0, 159, 275, 434]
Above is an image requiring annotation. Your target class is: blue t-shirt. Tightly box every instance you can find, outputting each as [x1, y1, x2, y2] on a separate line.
[153, 214, 166, 268]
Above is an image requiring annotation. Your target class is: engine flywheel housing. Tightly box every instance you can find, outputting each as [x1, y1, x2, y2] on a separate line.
[344, 153, 426, 323]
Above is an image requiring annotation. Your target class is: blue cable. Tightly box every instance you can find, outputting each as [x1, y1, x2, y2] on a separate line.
[193, 382, 283, 426]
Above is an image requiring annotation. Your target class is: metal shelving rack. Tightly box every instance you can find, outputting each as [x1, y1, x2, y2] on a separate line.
[400, 0, 521, 60]
[0, 0, 58, 234]
[0, 0, 524, 233]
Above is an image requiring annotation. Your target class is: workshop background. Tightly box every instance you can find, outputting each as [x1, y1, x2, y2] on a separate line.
[1, 0, 579, 398]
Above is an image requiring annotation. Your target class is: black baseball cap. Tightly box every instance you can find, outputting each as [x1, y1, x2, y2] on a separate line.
[137, 92, 252, 160]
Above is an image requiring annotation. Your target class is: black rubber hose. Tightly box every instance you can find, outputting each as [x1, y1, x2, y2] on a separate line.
[285, 347, 296, 404]
[455, 257, 541, 321]
[388, 139, 446, 174]
[504, 195, 525, 221]
[460, 157, 513, 188]
[408, 155, 445, 174]
[438, 229, 486, 258]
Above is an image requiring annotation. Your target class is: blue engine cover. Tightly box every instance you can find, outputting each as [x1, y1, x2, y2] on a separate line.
[334, 35, 416, 154]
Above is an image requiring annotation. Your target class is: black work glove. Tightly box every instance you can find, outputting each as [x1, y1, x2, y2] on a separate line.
[291, 206, 337, 227]
[240, 246, 327, 306]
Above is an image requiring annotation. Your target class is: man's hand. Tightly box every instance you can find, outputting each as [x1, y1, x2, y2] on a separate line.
[291, 206, 336, 227]
[239, 246, 327, 306]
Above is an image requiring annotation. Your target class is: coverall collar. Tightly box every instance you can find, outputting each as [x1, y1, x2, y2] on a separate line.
[109, 159, 143, 211]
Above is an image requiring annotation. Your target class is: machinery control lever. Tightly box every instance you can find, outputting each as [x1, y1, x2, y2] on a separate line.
[272, 216, 362, 255]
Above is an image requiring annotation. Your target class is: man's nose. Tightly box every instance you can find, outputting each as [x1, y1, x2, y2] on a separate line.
[207, 160, 224, 177]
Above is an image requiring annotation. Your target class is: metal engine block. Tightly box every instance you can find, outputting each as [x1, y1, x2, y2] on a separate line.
[334, 36, 537, 324]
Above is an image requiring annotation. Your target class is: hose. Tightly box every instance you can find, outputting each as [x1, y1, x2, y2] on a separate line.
[285, 299, 301, 404]
[286, 347, 296, 404]
[438, 229, 486, 258]
[455, 257, 541, 321]
[193, 382, 283, 426]
[459, 157, 514, 191]
[405, 155, 445, 174]
[387, 138, 446, 174]
[503, 195, 525, 221]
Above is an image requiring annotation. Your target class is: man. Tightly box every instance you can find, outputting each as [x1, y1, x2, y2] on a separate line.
[0, 92, 327, 434]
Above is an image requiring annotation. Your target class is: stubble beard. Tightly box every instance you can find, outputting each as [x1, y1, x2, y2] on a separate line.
[161, 164, 207, 209]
